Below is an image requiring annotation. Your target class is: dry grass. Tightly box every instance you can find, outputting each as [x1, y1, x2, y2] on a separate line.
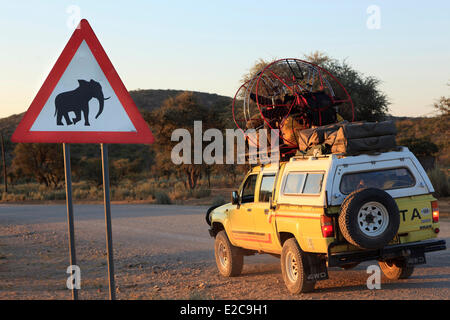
[0, 175, 235, 204]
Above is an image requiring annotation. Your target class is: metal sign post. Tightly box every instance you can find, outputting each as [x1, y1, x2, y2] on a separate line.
[63, 143, 78, 300]
[101, 143, 116, 300]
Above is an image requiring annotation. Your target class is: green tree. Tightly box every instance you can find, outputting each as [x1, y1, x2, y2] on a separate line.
[241, 58, 272, 84]
[433, 83, 449, 116]
[75, 157, 139, 187]
[12, 143, 64, 188]
[399, 138, 439, 157]
[304, 51, 389, 121]
[242, 53, 390, 122]
[146, 92, 212, 189]
[75, 157, 103, 187]
[434, 96, 450, 115]
[304, 51, 331, 66]
[111, 158, 142, 184]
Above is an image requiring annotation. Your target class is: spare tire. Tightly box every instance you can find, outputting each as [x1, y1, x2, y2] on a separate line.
[338, 188, 400, 249]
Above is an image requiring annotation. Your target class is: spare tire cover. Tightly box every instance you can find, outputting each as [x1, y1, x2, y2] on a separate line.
[338, 188, 400, 249]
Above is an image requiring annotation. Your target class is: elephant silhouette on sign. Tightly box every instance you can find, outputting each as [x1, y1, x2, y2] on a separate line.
[54, 79, 110, 126]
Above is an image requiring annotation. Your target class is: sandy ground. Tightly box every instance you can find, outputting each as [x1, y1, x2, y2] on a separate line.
[0, 204, 449, 300]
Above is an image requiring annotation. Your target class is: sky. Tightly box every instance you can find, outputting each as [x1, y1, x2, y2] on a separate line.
[0, 0, 449, 118]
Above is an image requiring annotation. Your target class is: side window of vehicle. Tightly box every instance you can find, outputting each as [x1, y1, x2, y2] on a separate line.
[303, 173, 324, 194]
[282, 172, 324, 195]
[259, 174, 276, 202]
[283, 172, 306, 194]
[241, 174, 258, 203]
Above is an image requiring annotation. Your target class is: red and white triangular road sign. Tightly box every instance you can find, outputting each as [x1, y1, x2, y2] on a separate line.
[12, 19, 154, 144]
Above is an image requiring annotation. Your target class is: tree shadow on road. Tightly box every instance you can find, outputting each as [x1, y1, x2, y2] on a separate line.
[312, 273, 450, 294]
[241, 263, 280, 277]
[113, 249, 216, 273]
[412, 273, 450, 280]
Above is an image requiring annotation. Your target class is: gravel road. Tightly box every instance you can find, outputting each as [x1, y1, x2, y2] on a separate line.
[0, 204, 448, 300]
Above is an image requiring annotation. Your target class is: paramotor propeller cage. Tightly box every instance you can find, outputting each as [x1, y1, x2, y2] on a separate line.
[232, 58, 354, 151]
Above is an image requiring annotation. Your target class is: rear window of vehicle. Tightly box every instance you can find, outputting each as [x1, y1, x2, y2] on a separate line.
[283, 172, 324, 195]
[340, 168, 415, 195]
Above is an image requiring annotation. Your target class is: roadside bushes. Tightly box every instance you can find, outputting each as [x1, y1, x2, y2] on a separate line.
[192, 188, 211, 199]
[73, 184, 102, 200]
[134, 181, 157, 200]
[154, 191, 172, 204]
[0, 183, 66, 201]
[1, 192, 26, 201]
[0, 174, 230, 203]
[39, 189, 66, 200]
[211, 196, 226, 207]
[428, 167, 450, 197]
[169, 181, 211, 200]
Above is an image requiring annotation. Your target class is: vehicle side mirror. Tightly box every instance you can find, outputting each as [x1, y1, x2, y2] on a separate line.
[231, 191, 240, 206]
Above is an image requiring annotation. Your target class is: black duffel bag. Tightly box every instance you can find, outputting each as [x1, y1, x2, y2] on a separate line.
[296, 120, 397, 154]
[296, 122, 347, 151]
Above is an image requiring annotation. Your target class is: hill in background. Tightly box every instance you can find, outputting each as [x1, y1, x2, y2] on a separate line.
[129, 89, 232, 112]
[0, 89, 232, 133]
[0, 89, 233, 166]
[0, 89, 448, 166]
[0, 113, 23, 136]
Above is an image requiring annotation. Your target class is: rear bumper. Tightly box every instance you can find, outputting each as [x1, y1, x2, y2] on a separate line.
[328, 239, 446, 267]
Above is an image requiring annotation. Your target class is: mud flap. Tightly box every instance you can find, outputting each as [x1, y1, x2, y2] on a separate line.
[304, 254, 329, 281]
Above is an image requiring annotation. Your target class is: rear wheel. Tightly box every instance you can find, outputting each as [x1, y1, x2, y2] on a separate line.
[379, 258, 414, 280]
[280, 238, 316, 294]
[214, 231, 244, 277]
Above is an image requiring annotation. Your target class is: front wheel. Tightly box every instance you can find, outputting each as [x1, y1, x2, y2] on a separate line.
[379, 258, 414, 280]
[280, 238, 316, 294]
[214, 231, 244, 277]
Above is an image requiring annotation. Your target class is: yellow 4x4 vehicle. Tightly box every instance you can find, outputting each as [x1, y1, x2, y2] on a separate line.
[206, 147, 446, 293]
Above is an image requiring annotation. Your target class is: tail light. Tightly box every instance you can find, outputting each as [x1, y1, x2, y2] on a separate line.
[321, 215, 334, 238]
[431, 201, 439, 223]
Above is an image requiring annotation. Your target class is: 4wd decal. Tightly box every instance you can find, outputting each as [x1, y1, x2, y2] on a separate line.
[307, 272, 328, 281]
